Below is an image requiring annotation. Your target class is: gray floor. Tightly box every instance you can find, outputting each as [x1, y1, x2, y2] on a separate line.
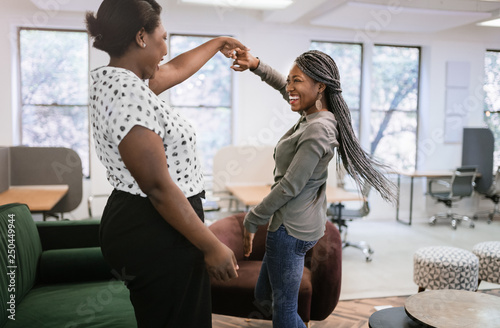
[339, 213, 500, 300]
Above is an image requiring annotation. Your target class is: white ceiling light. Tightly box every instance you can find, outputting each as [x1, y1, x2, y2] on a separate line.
[179, 0, 293, 10]
[478, 18, 500, 26]
[477, 9, 500, 26]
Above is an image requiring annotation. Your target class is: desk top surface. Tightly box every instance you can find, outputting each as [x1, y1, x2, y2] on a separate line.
[394, 170, 483, 178]
[405, 290, 500, 328]
[226, 184, 364, 206]
[0, 185, 69, 212]
[394, 170, 454, 178]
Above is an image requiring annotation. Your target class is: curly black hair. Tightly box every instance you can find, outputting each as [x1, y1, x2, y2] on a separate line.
[85, 0, 162, 57]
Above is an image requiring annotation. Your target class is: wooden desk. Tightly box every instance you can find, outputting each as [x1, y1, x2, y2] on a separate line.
[226, 184, 363, 209]
[393, 170, 454, 225]
[405, 289, 500, 328]
[0, 185, 69, 212]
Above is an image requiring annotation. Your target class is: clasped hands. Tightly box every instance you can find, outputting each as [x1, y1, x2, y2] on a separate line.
[219, 38, 258, 72]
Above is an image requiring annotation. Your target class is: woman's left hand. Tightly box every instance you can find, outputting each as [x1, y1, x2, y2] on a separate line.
[219, 37, 249, 59]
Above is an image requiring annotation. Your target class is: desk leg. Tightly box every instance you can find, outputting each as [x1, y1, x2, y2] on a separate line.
[409, 176, 414, 225]
[396, 174, 401, 221]
[396, 174, 412, 226]
[334, 202, 345, 243]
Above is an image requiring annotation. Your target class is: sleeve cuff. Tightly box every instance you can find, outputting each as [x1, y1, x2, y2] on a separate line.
[243, 209, 268, 233]
[252, 59, 269, 77]
[243, 218, 259, 234]
[250, 57, 260, 72]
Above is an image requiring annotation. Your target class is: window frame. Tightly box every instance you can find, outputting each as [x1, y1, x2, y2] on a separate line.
[371, 43, 421, 171]
[168, 33, 235, 174]
[484, 48, 500, 169]
[310, 40, 364, 135]
[17, 27, 91, 177]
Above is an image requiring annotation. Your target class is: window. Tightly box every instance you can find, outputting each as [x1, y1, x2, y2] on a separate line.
[19, 28, 90, 177]
[310, 41, 362, 134]
[169, 35, 233, 174]
[484, 50, 500, 169]
[370, 45, 420, 171]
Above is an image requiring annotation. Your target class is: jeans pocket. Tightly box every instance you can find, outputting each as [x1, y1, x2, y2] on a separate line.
[295, 239, 318, 256]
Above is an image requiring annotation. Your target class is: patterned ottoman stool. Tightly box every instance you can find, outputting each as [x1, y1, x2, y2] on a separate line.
[413, 246, 479, 292]
[472, 241, 500, 286]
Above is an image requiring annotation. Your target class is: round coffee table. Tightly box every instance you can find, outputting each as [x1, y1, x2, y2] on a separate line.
[405, 290, 500, 328]
[369, 307, 424, 328]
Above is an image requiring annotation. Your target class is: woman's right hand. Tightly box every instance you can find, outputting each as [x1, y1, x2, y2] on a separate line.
[231, 48, 260, 72]
[243, 227, 255, 257]
[204, 242, 239, 282]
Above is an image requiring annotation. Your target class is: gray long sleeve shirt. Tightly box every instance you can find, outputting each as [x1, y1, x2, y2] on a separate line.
[243, 61, 340, 241]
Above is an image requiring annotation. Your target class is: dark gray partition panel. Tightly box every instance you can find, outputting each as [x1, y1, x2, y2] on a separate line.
[9, 146, 83, 213]
[0, 147, 9, 193]
[461, 128, 494, 194]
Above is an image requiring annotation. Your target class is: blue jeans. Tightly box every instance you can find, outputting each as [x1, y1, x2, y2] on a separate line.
[255, 225, 318, 328]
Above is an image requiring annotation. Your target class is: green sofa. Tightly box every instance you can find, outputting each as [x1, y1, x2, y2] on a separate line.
[0, 203, 135, 327]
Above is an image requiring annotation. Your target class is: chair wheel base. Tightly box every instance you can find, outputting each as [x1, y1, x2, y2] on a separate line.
[343, 240, 374, 262]
[429, 214, 474, 229]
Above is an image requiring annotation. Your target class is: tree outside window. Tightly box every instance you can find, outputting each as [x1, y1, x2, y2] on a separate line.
[19, 28, 89, 177]
[484, 50, 500, 169]
[169, 35, 233, 174]
[310, 41, 362, 135]
[371, 45, 420, 171]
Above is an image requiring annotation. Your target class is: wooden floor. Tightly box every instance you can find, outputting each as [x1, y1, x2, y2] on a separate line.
[212, 289, 500, 327]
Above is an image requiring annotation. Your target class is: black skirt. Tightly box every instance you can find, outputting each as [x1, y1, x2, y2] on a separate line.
[99, 189, 211, 328]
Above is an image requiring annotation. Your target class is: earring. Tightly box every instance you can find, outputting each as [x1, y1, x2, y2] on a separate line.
[143, 43, 146, 48]
[315, 93, 322, 111]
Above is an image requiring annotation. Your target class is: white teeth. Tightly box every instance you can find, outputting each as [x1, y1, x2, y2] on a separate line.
[290, 96, 299, 100]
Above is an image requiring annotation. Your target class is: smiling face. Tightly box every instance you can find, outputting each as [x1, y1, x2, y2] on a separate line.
[141, 22, 167, 80]
[286, 63, 324, 115]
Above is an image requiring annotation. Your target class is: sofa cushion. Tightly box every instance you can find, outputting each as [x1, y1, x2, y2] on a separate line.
[39, 247, 113, 284]
[36, 219, 101, 251]
[0, 203, 42, 327]
[3, 281, 135, 328]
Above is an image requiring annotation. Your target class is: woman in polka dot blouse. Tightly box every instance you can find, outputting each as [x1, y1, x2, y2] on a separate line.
[85, 0, 247, 327]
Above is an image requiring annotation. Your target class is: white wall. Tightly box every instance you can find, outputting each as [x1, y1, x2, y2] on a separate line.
[1, 0, 499, 220]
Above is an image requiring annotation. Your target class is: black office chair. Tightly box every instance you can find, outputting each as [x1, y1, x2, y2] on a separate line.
[428, 166, 477, 229]
[473, 166, 500, 224]
[327, 184, 373, 262]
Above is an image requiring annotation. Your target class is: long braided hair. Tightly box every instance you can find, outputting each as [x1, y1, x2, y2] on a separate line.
[295, 50, 397, 204]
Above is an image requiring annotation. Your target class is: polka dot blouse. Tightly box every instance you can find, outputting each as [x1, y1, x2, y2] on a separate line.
[89, 67, 204, 198]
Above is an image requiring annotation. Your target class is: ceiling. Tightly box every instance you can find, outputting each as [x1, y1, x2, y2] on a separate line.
[31, 0, 500, 33]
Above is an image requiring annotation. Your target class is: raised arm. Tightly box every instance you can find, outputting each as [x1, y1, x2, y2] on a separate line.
[149, 36, 248, 95]
[232, 49, 289, 102]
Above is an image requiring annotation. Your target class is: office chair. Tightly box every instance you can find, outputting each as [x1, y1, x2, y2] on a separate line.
[9, 146, 83, 220]
[473, 166, 500, 224]
[87, 194, 110, 219]
[428, 166, 477, 229]
[327, 184, 373, 262]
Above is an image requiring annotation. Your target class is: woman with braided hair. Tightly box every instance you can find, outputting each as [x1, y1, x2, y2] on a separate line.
[231, 49, 396, 327]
